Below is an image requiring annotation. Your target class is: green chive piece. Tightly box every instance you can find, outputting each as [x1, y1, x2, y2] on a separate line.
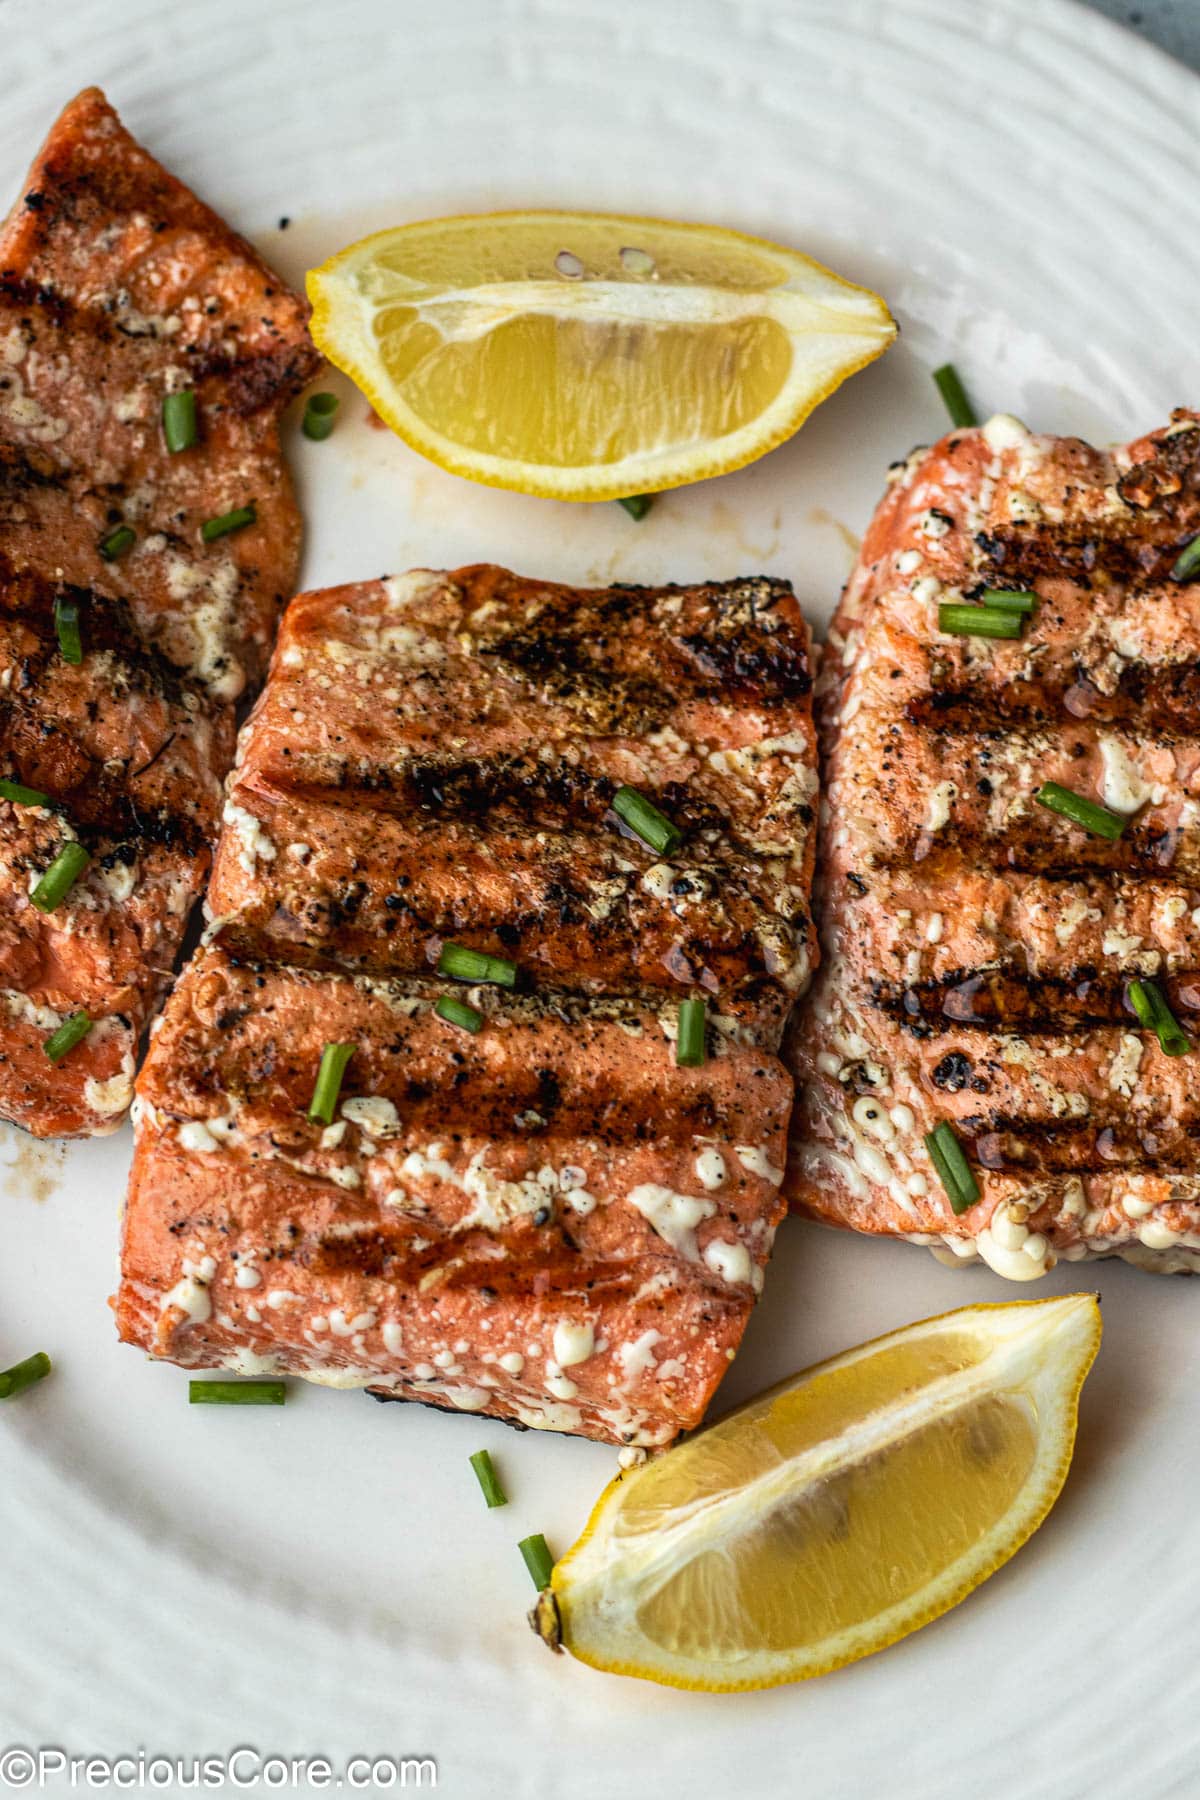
[983, 588, 1038, 614]
[676, 996, 707, 1068]
[612, 785, 682, 854]
[1171, 536, 1200, 583]
[938, 603, 1023, 640]
[924, 1121, 981, 1215]
[30, 840, 89, 913]
[162, 389, 198, 453]
[437, 942, 518, 987]
[188, 1380, 286, 1406]
[44, 1009, 92, 1063]
[1129, 979, 1190, 1057]
[54, 594, 83, 665]
[98, 524, 136, 562]
[932, 363, 977, 429]
[302, 392, 340, 441]
[307, 1041, 355, 1124]
[0, 778, 49, 808]
[0, 1350, 51, 1400]
[617, 494, 653, 521]
[201, 503, 256, 543]
[469, 1448, 508, 1508]
[435, 994, 485, 1034]
[1035, 782, 1126, 841]
[518, 1532, 555, 1591]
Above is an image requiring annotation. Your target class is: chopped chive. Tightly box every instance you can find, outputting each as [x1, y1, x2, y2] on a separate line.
[924, 1121, 980, 1215]
[44, 1009, 92, 1063]
[938, 603, 1023, 640]
[983, 588, 1038, 613]
[1035, 782, 1126, 841]
[676, 996, 707, 1068]
[435, 994, 485, 1034]
[162, 389, 198, 453]
[1171, 536, 1200, 583]
[0, 1351, 51, 1400]
[98, 524, 136, 562]
[612, 785, 682, 855]
[1128, 978, 1190, 1057]
[932, 363, 977, 429]
[201, 503, 256, 543]
[469, 1448, 508, 1508]
[617, 494, 653, 521]
[302, 392, 340, 440]
[0, 778, 49, 808]
[518, 1532, 555, 1591]
[307, 1041, 355, 1124]
[437, 942, 518, 987]
[30, 840, 89, 913]
[188, 1380, 286, 1406]
[54, 594, 83, 665]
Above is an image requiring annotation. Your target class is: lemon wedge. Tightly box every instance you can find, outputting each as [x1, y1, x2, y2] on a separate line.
[533, 1295, 1100, 1690]
[306, 211, 896, 500]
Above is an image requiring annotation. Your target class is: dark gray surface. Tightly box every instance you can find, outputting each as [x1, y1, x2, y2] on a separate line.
[1084, 0, 1200, 69]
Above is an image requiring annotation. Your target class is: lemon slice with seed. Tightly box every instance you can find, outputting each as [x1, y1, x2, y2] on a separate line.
[533, 1296, 1100, 1691]
[306, 211, 896, 500]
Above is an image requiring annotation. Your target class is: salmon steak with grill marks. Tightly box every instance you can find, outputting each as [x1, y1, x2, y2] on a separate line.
[0, 89, 319, 1135]
[115, 564, 817, 1446]
[787, 409, 1200, 1277]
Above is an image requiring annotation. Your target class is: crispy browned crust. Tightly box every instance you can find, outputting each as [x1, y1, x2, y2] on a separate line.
[0, 89, 319, 1136]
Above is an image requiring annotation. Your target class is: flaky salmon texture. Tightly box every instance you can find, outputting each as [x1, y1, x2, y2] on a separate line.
[0, 89, 318, 1136]
[788, 409, 1200, 1278]
[116, 565, 818, 1446]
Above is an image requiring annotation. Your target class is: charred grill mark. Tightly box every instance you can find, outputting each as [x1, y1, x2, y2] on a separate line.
[0, 273, 72, 329]
[942, 1104, 1200, 1179]
[0, 440, 69, 501]
[268, 754, 779, 864]
[1117, 422, 1200, 511]
[177, 341, 326, 417]
[469, 574, 809, 713]
[222, 868, 793, 996]
[884, 824, 1189, 881]
[0, 594, 197, 712]
[0, 568, 199, 708]
[906, 661, 1200, 734]
[297, 751, 619, 824]
[974, 496, 1200, 588]
[871, 964, 1200, 1036]
[930, 1050, 991, 1093]
[0, 750, 208, 852]
[477, 631, 672, 733]
[675, 626, 812, 700]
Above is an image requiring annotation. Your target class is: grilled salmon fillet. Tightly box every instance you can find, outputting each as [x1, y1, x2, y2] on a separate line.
[788, 410, 1200, 1277]
[0, 89, 319, 1135]
[115, 565, 817, 1445]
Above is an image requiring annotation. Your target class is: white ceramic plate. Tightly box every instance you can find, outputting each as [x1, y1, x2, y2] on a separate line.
[2, 1, 1198, 1793]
